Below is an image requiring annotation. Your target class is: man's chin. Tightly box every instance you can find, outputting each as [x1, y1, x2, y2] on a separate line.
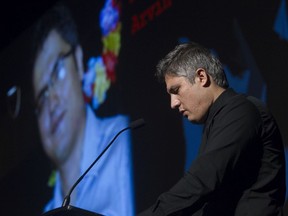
[187, 116, 202, 124]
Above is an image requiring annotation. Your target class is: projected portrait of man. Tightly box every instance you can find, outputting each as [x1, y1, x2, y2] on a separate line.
[31, 3, 134, 216]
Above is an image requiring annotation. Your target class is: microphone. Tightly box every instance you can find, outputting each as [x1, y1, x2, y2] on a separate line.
[62, 118, 145, 208]
[129, 118, 145, 130]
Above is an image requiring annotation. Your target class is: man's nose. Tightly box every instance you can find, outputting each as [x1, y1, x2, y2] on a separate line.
[170, 95, 180, 109]
[48, 87, 59, 112]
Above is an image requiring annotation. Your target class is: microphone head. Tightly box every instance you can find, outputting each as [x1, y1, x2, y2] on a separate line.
[129, 118, 145, 130]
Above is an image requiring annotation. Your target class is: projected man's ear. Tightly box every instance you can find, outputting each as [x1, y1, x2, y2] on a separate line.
[6, 85, 21, 119]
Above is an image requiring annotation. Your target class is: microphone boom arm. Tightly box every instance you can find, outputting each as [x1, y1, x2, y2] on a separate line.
[62, 126, 130, 207]
[61, 118, 145, 207]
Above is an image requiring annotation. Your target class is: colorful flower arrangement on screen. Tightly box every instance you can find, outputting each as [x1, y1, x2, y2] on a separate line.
[82, 0, 121, 110]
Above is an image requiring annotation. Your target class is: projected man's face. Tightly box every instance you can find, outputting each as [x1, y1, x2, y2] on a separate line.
[33, 30, 86, 166]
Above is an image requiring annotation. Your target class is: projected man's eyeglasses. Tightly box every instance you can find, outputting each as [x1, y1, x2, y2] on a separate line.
[35, 49, 74, 116]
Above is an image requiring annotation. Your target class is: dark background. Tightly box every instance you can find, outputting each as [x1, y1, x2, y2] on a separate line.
[0, 0, 287, 215]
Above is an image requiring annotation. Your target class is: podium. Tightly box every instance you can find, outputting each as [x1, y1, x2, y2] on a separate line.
[42, 205, 104, 216]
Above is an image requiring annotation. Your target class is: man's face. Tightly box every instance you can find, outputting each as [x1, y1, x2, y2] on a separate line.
[33, 30, 85, 165]
[165, 73, 212, 124]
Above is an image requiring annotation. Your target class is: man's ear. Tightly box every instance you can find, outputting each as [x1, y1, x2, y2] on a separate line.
[75, 45, 84, 80]
[195, 68, 210, 87]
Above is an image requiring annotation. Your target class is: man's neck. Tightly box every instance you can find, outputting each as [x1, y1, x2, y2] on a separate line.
[59, 109, 87, 199]
[212, 86, 226, 103]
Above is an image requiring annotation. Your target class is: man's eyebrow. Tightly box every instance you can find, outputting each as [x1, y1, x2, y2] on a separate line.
[167, 85, 179, 94]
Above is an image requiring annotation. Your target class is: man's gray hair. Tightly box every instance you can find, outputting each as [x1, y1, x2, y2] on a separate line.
[156, 42, 229, 88]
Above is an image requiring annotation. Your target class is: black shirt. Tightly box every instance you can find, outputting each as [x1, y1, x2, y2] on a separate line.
[139, 88, 286, 216]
